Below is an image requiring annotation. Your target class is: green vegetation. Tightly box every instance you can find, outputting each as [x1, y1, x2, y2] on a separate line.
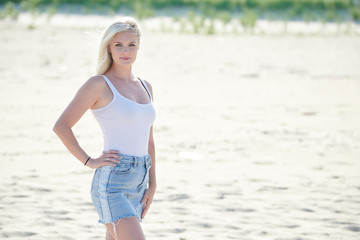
[217, 11, 232, 25]
[134, 2, 154, 20]
[1, 0, 359, 21]
[352, 7, 360, 21]
[0, 2, 19, 20]
[0, 0, 359, 34]
[240, 9, 257, 29]
[206, 19, 215, 35]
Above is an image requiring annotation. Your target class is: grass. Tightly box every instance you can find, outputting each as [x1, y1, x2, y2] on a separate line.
[206, 19, 215, 35]
[217, 11, 232, 25]
[1, 0, 359, 21]
[27, 23, 36, 30]
[352, 7, 360, 21]
[240, 9, 257, 30]
[134, 2, 154, 20]
[0, 0, 359, 35]
[0, 2, 19, 20]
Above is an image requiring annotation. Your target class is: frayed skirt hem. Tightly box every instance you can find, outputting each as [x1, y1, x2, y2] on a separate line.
[98, 214, 142, 225]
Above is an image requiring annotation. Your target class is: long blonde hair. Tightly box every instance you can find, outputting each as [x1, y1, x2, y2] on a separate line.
[96, 17, 141, 75]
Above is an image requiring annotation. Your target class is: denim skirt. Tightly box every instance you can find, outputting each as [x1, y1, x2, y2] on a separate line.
[90, 153, 151, 224]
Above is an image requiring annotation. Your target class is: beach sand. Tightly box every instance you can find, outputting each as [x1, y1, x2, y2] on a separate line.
[0, 18, 360, 240]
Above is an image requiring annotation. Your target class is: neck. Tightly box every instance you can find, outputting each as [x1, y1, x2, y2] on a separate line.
[107, 65, 133, 82]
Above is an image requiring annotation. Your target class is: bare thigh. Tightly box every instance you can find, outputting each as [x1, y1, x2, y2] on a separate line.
[105, 217, 145, 240]
[106, 229, 114, 240]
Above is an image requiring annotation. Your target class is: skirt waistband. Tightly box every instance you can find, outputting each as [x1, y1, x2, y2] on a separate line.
[115, 153, 150, 166]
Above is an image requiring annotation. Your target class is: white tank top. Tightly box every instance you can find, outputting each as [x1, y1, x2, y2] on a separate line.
[91, 75, 156, 157]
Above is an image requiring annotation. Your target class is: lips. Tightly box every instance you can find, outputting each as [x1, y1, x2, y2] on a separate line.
[121, 57, 130, 60]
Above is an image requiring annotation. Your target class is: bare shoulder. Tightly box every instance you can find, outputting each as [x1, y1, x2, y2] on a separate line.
[143, 79, 152, 87]
[143, 79, 153, 92]
[73, 75, 108, 103]
[141, 79, 154, 100]
[84, 75, 107, 90]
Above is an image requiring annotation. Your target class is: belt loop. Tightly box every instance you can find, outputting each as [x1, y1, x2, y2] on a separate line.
[145, 156, 149, 169]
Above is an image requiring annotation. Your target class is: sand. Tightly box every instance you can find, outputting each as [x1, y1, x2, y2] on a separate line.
[0, 16, 360, 240]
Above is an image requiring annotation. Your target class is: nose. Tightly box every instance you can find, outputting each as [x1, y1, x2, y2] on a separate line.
[121, 47, 129, 53]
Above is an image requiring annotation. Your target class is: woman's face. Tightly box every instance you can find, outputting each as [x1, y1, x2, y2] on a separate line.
[108, 31, 139, 66]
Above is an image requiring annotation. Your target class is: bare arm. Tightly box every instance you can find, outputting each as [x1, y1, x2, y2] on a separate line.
[53, 76, 119, 168]
[145, 80, 157, 190]
[141, 80, 157, 219]
[148, 125, 156, 190]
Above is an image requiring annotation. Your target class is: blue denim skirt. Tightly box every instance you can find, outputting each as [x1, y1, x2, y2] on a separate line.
[90, 153, 151, 224]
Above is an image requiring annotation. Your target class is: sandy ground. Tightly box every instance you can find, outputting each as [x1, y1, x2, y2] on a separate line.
[0, 17, 360, 240]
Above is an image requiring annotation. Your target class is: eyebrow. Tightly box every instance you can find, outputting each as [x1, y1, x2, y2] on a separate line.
[114, 41, 136, 44]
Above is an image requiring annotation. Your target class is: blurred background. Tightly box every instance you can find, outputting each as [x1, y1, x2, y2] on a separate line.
[1, 1, 360, 240]
[1, 0, 360, 34]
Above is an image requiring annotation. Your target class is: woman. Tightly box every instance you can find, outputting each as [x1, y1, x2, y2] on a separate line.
[53, 17, 156, 240]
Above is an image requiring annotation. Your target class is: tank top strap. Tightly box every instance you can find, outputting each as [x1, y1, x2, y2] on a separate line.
[101, 75, 118, 97]
[138, 78, 152, 101]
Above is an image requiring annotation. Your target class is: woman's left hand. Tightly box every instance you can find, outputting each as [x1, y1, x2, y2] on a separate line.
[141, 186, 156, 219]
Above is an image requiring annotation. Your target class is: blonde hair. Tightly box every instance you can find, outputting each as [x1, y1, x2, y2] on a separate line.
[96, 17, 141, 75]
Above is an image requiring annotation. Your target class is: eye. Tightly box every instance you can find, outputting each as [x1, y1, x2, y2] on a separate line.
[129, 44, 135, 47]
[115, 44, 123, 47]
